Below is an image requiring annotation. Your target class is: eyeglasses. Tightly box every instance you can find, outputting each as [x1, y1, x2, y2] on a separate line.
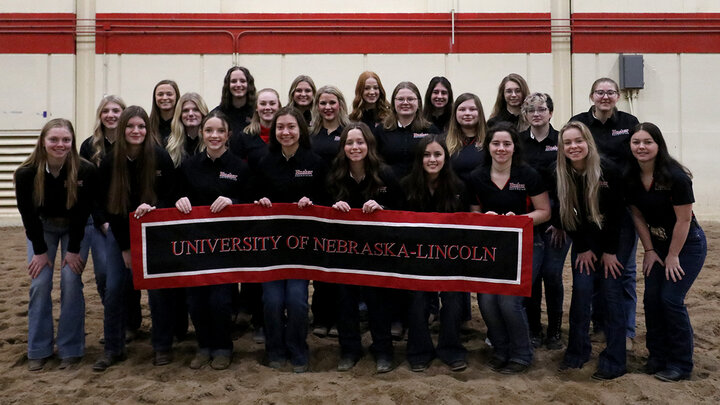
[526, 107, 549, 115]
[396, 97, 418, 103]
[593, 90, 619, 97]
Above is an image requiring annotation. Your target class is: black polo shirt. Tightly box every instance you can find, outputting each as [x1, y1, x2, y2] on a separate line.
[564, 161, 625, 254]
[450, 140, 485, 183]
[100, 146, 176, 251]
[311, 126, 344, 165]
[570, 107, 639, 169]
[467, 163, 545, 215]
[487, 109, 519, 129]
[178, 150, 251, 206]
[213, 104, 253, 140]
[333, 166, 403, 210]
[626, 166, 695, 248]
[254, 147, 328, 204]
[15, 160, 96, 254]
[374, 123, 440, 178]
[519, 124, 559, 189]
[229, 131, 269, 170]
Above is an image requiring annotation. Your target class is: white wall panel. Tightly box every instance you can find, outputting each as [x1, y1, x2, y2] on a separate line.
[0, 0, 74, 13]
[0, 55, 75, 130]
[572, 0, 720, 13]
[572, 53, 720, 218]
[96, 0, 550, 14]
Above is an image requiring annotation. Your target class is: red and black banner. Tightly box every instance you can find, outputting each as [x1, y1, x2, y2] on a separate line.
[130, 203, 533, 296]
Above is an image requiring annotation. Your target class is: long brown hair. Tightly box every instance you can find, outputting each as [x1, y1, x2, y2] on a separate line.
[89, 95, 126, 166]
[108, 106, 158, 215]
[15, 118, 81, 209]
[349, 71, 390, 123]
[219, 66, 257, 111]
[446, 93, 487, 155]
[287, 75, 316, 111]
[327, 122, 386, 202]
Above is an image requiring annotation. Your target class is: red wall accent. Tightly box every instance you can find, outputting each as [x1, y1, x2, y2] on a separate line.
[93, 13, 551, 54]
[572, 13, 720, 53]
[3, 12, 720, 54]
[0, 13, 76, 53]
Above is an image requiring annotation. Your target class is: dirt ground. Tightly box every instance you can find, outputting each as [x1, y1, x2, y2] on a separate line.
[0, 222, 718, 404]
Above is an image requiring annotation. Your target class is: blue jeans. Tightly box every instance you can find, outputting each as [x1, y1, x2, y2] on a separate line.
[26, 220, 89, 360]
[478, 293, 533, 365]
[103, 227, 131, 356]
[262, 279, 309, 366]
[645, 225, 706, 375]
[592, 212, 638, 338]
[526, 230, 571, 336]
[85, 217, 108, 304]
[407, 291, 466, 366]
[187, 284, 234, 356]
[564, 230, 633, 375]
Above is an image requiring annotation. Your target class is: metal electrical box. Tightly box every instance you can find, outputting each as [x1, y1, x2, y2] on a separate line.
[619, 54, 644, 90]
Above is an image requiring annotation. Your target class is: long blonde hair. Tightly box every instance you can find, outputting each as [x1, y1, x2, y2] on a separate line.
[310, 85, 351, 136]
[89, 95, 126, 166]
[15, 118, 81, 209]
[166, 92, 208, 167]
[556, 121, 603, 230]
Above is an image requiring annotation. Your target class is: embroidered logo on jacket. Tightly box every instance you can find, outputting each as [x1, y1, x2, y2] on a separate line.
[545, 145, 558, 152]
[295, 169, 314, 177]
[509, 182, 526, 191]
[599, 180, 609, 188]
[611, 129, 630, 136]
[219, 171, 238, 181]
[413, 133, 429, 139]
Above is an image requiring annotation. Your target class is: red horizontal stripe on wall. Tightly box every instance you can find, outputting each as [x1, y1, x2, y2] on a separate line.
[0, 13, 76, 53]
[572, 13, 720, 53]
[94, 13, 551, 54]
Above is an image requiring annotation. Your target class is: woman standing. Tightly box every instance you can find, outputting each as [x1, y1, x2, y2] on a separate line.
[229, 88, 282, 342]
[79, 96, 125, 304]
[287, 75, 316, 125]
[421, 76, 453, 133]
[308, 85, 351, 337]
[328, 122, 403, 373]
[94, 106, 176, 371]
[215, 66, 257, 139]
[166, 92, 209, 168]
[254, 106, 327, 373]
[555, 121, 631, 380]
[446, 93, 487, 182]
[570, 78, 640, 347]
[487, 74, 530, 131]
[230, 88, 281, 169]
[627, 123, 706, 382]
[349, 71, 391, 129]
[402, 135, 469, 373]
[175, 111, 251, 370]
[375, 81, 440, 179]
[15, 119, 95, 371]
[518, 93, 570, 350]
[149, 80, 180, 145]
[310, 85, 351, 164]
[467, 123, 550, 374]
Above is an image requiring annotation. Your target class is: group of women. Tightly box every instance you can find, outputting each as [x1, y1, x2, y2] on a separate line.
[15, 68, 706, 382]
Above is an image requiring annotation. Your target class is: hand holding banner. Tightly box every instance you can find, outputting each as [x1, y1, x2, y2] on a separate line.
[130, 203, 533, 296]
